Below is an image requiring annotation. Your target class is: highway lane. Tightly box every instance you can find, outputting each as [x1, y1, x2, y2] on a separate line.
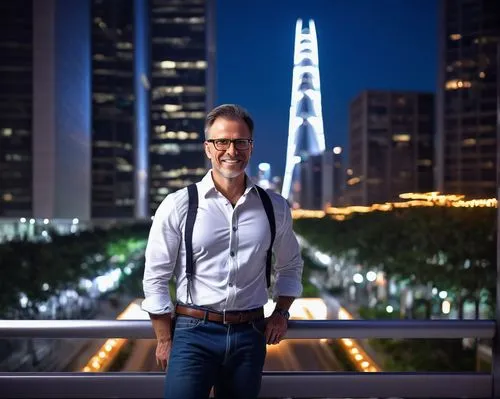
[122, 337, 343, 372]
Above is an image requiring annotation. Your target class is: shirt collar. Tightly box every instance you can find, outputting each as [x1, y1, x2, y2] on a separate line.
[198, 170, 256, 198]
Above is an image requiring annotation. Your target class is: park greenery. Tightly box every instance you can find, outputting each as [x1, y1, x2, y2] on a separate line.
[0, 223, 150, 318]
[294, 206, 495, 372]
[294, 206, 496, 318]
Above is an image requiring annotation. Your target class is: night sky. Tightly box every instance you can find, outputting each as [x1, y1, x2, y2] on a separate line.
[216, 0, 438, 177]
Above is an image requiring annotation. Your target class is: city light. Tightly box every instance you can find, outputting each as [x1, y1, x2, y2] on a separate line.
[333, 146, 342, 154]
[338, 307, 381, 372]
[386, 305, 394, 313]
[292, 191, 497, 220]
[353, 273, 364, 284]
[282, 18, 325, 201]
[366, 271, 377, 282]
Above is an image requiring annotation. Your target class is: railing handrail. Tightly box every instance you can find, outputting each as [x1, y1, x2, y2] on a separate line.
[0, 319, 494, 339]
[0, 371, 492, 398]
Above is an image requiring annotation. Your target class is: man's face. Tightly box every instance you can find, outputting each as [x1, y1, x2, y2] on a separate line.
[204, 117, 253, 180]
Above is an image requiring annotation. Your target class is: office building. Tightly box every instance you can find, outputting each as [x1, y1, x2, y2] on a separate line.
[149, 0, 214, 214]
[92, 0, 215, 218]
[0, 0, 91, 220]
[322, 147, 344, 207]
[347, 90, 435, 206]
[436, 0, 499, 198]
[0, 0, 34, 217]
[0, 0, 215, 222]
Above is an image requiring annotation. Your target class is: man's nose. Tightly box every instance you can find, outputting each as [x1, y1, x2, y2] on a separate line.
[225, 142, 238, 156]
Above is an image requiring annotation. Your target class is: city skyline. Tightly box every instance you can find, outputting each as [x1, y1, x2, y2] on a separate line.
[216, 0, 437, 177]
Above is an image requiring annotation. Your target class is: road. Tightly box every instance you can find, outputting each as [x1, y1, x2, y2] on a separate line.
[121, 337, 343, 372]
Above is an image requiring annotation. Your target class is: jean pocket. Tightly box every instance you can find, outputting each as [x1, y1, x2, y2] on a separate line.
[251, 318, 267, 337]
[174, 315, 203, 331]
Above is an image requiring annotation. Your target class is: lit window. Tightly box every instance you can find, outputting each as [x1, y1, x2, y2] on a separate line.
[445, 79, 472, 90]
[2, 128, 12, 137]
[163, 104, 182, 112]
[392, 134, 411, 142]
[449, 33, 462, 41]
[116, 42, 133, 50]
[2, 193, 13, 202]
[462, 138, 476, 146]
[417, 159, 432, 166]
[479, 72, 485, 78]
[347, 177, 361, 186]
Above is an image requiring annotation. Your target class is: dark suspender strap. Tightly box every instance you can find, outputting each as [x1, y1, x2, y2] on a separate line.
[185, 184, 198, 282]
[255, 186, 276, 288]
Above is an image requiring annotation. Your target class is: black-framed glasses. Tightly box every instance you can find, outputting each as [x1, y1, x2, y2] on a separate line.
[206, 138, 253, 151]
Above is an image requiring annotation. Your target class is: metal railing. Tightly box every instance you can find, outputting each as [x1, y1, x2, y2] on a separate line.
[0, 319, 496, 398]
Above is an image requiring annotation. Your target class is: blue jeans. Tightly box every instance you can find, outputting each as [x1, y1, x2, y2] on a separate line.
[164, 315, 267, 399]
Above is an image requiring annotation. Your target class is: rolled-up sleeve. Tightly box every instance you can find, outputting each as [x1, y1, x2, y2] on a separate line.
[141, 194, 181, 315]
[272, 197, 303, 298]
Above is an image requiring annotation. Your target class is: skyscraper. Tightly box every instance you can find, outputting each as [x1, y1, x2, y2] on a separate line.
[91, 0, 215, 220]
[91, 0, 135, 219]
[281, 18, 326, 204]
[0, 0, 215, 221]
[0, 0, 34, 217]
[436, 0, 499, 198]
[347, 90, 434, 206]
[149, 0, 214, 214]
[1, 0, 91, 220]
[92, 0, 215, 218]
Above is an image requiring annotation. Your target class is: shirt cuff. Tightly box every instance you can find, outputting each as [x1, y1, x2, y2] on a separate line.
[141, 294, 174, 315]
[273, 277, 303, 298]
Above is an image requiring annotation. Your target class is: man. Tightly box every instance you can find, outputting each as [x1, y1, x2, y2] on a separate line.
[142, 104, 303, 399]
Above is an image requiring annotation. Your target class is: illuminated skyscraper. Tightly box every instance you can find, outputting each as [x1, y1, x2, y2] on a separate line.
[436, 0, 499, 198]
[149, 0, 215, 214]
[0, 0, 90, 220]
[281, 18, 326, 203]
[91, 0, 216, 218]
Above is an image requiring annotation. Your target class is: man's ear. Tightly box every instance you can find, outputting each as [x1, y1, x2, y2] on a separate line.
[204, 142, 212, 159]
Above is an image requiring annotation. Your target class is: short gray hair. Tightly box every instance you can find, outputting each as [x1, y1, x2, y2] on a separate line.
[204, 104, 254, 139]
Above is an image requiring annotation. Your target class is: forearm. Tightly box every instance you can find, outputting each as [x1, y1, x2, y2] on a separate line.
[149, 313, 173, 342]
[274, 296, 295, 312]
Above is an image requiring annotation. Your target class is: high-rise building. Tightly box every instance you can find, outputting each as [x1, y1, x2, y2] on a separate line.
[299, 154, 323, 210]
[149, 0, 214, 214]
[282, 18, 326, 204]
[436, 0, 499, 198]
[321, 147, 344, 207]
[0, 0, 34, 217]
[91, 0, 135, 219]
[92, 0, 215, 218]
[0, 0, 215, 221]
[347, 90, 435, 206]
[299, 148, 344, 210]
[0, 0, 91, 220]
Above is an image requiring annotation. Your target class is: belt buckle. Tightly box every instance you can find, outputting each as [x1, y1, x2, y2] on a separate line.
[222, 309, 228, 324]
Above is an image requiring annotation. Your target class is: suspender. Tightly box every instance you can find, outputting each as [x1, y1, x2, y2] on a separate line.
[184, 183, 276, 300]
[254, 185, 276, 288]
[185, 184, 199, 303]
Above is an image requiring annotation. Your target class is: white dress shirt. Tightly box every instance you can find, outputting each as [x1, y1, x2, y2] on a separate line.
[141, 171, 303, 314]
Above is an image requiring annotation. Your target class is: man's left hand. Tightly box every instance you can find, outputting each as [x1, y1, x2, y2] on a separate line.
[265, 312, 288, 345]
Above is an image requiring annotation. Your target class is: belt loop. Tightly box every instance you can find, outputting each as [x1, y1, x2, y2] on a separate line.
[203, 310, 208, 323]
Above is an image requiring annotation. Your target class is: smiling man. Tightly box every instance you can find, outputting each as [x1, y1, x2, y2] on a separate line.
[142, 104, 303, 399]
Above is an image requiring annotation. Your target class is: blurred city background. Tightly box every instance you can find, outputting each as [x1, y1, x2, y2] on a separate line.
[0, 0, 498, 397]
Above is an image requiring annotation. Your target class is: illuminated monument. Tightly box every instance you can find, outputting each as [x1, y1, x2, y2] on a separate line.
[281, 18, 326, 203]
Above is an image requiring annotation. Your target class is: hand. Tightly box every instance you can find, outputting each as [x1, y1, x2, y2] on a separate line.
[265, 312, 288, 345]
[155, 339, 172, 370]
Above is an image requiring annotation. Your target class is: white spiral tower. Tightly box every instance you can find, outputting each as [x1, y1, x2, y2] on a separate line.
[281, 18, 325, 202]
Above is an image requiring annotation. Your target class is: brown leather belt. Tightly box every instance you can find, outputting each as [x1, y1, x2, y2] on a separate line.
[175, 304, 264, 325]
